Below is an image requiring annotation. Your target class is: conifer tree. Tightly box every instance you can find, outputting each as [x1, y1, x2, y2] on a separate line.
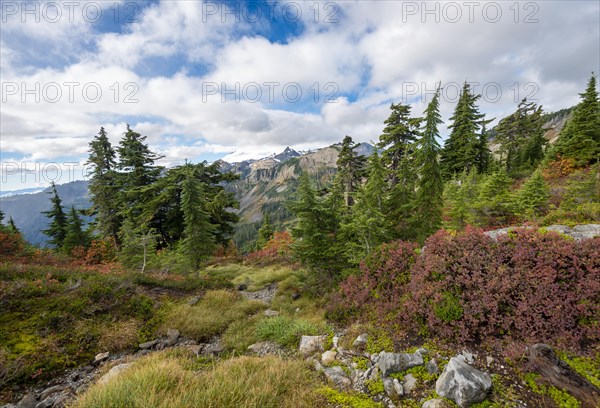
[474, 170, 515, 226]
[63, 206, 90, 254]
[0, 210, 4, 224]
[517, 171, 550, 218]
[180, 165, 215, 270]
[378, 103, 421, 186]
[334, 136, 367, 208]
[8, 217, 19, 235]
[552, 73, 600, 165]
[87, 127, 122, 248]
[343, 151, 389, 262]
[443, 169, 478, 230]
[440, 82, 490, 178]
[413, 85, 444, 240]
[256, 214, 274, 250]
[42, 182, 68, 250]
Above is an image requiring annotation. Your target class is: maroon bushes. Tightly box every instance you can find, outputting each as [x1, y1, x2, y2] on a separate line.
[334, 227, 599, 352]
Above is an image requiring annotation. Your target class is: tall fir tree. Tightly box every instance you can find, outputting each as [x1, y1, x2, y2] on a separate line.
[180, 164, 216, 270]
[552, 73, 600, 165]
[117, 124, 163, 229]
[256, 214, 274, 250]
[378, 103, 421, 186]
[440, 82, 490, 178]
[413, 85, 444, 241]
[63, 206, 90, 254]
[334, 136, 367, 208]
[8, 217, 20, 235]
[42, 182, 68, 250]
[87, 127, 122, 248]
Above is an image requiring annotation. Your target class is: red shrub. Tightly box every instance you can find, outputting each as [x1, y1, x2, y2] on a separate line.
[246, 231, 294, 264]
[0, 231, 24, 258]
[334, 227, 599, 352]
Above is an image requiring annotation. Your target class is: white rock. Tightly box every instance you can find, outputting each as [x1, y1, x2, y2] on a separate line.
[299, 335, 327, 356]
[94, 352, 109, 364]
[403, 373, 418, 394]
[321, 350, 337, 365]
[98, 363, 132, 385]
[436, 356, 492, 408]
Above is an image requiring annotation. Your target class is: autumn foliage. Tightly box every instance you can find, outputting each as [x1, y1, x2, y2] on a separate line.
[246, 231, 293, 264]
[331, 227, 599, 352]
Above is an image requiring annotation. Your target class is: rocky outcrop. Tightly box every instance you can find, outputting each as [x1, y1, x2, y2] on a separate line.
[484, 224, 600, 241]
[435, 356, 492, 407]
[377, 351, 424, 377]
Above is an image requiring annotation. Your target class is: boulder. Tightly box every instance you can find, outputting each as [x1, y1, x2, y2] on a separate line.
[426, 358, 439, 375]
[164, 328, 180, 347]
[403, 373, 418, 394]
[202, 344, 224, 355]
[139, 339, 158, 350]
[16, 394, 37, 408]
[321, 350, 337, 365]
[94, 352, 109, 364]
[377, 351, 423, 377]
[383, 377, 403, 398]
[51, 394, 70, 408]
[323, 366, 352, 389]
[263, 309, 280, 317]
[461, 350, 475, 364]
[98, 363, 132, 385]
[422, 399, 452, 408]
[39, 386, 64, 401]
[352, 334, 368, 350]
[436, 356, 492, 407]
[299, 335, 327, 356]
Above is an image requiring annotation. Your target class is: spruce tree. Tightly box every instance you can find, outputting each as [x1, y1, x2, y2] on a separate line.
[334, 136, 367, 208]
[87, 127, 122, 248]
[42, 182, 68, 250]
[256, 214, 274, 249]
[0, 210, 4, 224]
[63, 206, 90, 254]
[474, 170, 515, 226]
[378, 103, 421, 186]
[553, 73, 600, 165]
[8, 217, 20, 235]
[440, 82, 490, 178]
[343, 150, 389, 263]
[413, 85, 444, 241]
[180, 165, 215, 270]
[517, 171, 550, 218]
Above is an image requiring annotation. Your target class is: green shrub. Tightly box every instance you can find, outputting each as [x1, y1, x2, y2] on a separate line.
[255, 316, 322, 348]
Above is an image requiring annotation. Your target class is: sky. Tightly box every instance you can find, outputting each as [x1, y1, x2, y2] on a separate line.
[1, 0, 599, 191]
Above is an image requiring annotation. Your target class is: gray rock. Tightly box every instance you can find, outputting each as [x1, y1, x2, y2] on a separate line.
[321, 350, 337, 365]
[39, 386, 64, 402]
[332, 335, 340, 348]
[486, 356, 494, 367]
[422, 399, 452, 408]
[247, 341, 281, 355]
[16, 394, 37, 408]
[51, 394, 69, 407]
[571, 224, 600, 239]
[426, 358, 439, 375]
[202, 344, 224, 355]
[436, 356, 492, 408]
[352, 333, 368, 350]
[383, 377, 403, 398]
[98, 363, 132, 385]
[377, 351, 423, 377]
[34, 399, 52, 408]
[416, 347, 429, 355]
[94, 352, 109, 364]
[263, 309, 280, 317]
[545, 225, 572, 234]
[299, 335, 327, 356]
[187, 295, 201, 305]
[403, 373, 418, 394]
[461, 350, 475, 364]
[323, 366, 352, 389]
[139, 339, 158, 350]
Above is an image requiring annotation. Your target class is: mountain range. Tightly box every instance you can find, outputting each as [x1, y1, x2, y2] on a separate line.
[0, 107, 570, 249]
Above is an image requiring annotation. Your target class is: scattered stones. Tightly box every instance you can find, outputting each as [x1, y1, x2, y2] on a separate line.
[98, 363, 133, 385]
[93, 352, 109, 364]
[403, 373, 418, 395]
[299, 335, 327, 356]
[436, 355, 492, 408]
[321, 350, 337, 365]
[139, 339, 159, 350]
[352, 334, 368, 351]
[202, 344, 225, 355]
[263, 309, 280, 317]
[422, 399, 452, 408]
[247, 341, 281, 355]
[240, 283, 277, 304]
[486, 356, 495, 367]
[323, 366, 352, 389]
[377, 351, 424, 377]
